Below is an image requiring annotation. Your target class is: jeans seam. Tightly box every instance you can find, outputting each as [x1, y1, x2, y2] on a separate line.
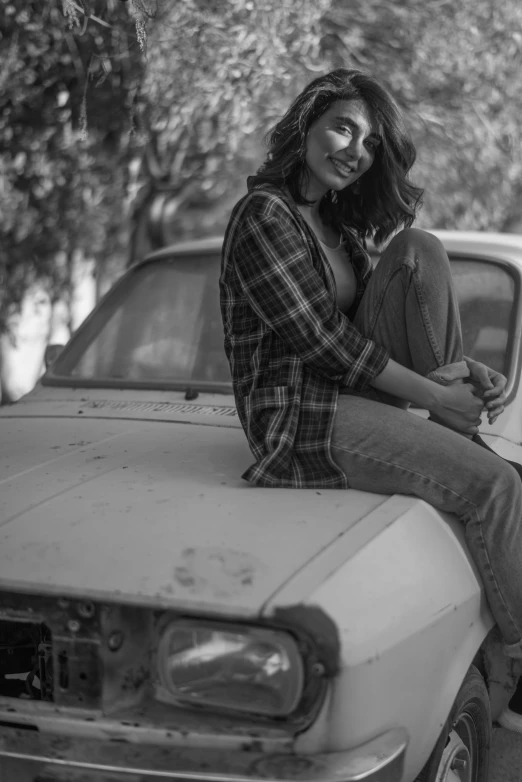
[410, 262, 445, 369]
[331, 442, 474, 502]
[365, 258, 446, 372]
[467, 517, 522, 641]
[365, 264, 406, 338]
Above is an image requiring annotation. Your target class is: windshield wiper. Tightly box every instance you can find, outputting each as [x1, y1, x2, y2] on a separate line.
[184, 388, 200, 401]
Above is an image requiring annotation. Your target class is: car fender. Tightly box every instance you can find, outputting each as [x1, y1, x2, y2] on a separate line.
[267, 498, 494, 781]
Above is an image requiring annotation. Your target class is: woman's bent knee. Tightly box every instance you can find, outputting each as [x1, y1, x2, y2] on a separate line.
[389, 227, 446, 257]
[379, 227, 451, 277]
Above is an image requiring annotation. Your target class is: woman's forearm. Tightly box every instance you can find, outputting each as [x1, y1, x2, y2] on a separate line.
[370, 358, 442, 409]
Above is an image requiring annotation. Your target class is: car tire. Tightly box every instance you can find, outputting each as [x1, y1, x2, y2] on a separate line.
[415, 664, 491, 782]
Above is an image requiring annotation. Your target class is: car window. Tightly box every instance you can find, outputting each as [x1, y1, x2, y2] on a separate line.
[50, 251, 517, 390]
[450, 257, 516, 376]
[53, 254, 231, 387]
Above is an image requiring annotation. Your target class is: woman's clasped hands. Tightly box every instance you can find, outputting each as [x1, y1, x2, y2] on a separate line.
[432, 358, 508, 435]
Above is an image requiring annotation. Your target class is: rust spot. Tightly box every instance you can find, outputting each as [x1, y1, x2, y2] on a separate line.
[121, 664, 149, 692]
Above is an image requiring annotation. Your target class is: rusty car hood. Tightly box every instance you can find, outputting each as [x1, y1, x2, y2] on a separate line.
[0, 410, 388, 616]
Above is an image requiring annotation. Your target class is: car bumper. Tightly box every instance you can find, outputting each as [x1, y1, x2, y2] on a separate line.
[0, 724, 407, 782]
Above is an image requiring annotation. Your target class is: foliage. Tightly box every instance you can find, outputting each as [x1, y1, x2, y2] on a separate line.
[130, 0, 522, 249]
[321, 0, 522, 232]
[0, 0, 143, 332]
[128, 0, 330, 257]
[2, 0, 522, 337]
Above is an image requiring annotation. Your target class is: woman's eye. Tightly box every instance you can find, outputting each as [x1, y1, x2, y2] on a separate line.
[336, 124, 352, 135]
[365, 139, 378, 151]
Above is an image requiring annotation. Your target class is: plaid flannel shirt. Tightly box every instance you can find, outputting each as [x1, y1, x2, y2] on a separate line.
[219, 183, 389, 488]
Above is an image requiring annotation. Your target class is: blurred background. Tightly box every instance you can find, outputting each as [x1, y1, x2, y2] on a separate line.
[1, 0, 522, 402]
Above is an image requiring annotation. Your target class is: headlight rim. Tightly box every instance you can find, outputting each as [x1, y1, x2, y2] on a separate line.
[155, 616, 307, 720]
[154, 615, 327, 723]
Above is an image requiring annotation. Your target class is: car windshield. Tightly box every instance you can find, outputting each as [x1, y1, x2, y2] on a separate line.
[47, 251, 517, 392]
[450, 257, 516, 377]
[49, 251, 232, 391]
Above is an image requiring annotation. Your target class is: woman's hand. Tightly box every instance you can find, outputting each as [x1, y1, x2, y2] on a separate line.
[430, 383, 485, 435]
[464, 356, 507, 424]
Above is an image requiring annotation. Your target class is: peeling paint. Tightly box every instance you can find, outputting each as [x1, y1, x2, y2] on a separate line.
[172, 547, 261, 596]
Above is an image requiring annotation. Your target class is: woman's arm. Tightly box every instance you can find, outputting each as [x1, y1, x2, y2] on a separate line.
[372, 359, 485, 434]
[232, 193, 388, 391]
[229, 192, 485, 434]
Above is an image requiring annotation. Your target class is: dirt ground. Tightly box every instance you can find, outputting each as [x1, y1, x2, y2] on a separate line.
[489, 725, 522, 781]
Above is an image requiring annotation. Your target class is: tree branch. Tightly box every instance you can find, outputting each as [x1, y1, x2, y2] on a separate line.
[68, 0, 112, 29]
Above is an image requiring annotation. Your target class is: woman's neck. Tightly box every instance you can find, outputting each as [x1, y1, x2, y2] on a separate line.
[295, 202, 341, 249]
[297, 200, 321, 221]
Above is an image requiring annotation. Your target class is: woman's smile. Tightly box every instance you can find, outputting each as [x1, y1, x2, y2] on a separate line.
[329, 156, 358, 178]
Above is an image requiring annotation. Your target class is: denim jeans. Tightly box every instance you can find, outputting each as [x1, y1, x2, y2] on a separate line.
[331, 228, 522, 655]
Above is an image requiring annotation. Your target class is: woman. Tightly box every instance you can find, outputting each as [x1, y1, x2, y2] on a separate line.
[219, 69, 522, 728]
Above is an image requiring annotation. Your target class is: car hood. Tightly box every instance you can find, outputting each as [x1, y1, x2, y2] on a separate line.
[0, 414, 390, 617]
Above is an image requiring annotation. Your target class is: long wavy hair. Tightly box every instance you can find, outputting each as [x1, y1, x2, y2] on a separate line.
[250, 69, 423, 245]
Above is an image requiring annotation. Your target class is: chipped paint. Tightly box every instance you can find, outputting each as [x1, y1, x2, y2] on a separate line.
[0, 417, 389, 615]
[173, 547, 261, 596]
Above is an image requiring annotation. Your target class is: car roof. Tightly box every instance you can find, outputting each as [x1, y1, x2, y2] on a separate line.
[138, 231, 522, 268]
[143, 237, 223, 260]
[431, 230, 522, 265]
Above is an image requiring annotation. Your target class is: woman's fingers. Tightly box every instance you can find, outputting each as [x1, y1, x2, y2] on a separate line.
[486, 396, 506, 410]
[472, 364, 493, 389]
[483, 372, 507, 398]
[488, 407, 504, 424]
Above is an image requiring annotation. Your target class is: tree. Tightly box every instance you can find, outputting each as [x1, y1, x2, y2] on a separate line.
[0, 0, 144, 333]
[0, 0, 330, 397]
[126, 0, 331, 260]
[0, 0, 144, 399]
[321, 0, 522, 232]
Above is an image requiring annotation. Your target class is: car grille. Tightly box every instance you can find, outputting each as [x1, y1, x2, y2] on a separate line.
[0, 593, 104, 708]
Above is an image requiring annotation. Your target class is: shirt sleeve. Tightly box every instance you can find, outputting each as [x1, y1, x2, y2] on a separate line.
[232, 193, 389, 391]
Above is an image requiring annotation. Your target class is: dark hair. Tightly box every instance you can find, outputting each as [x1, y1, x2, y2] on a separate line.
[251, 69, 423, 245]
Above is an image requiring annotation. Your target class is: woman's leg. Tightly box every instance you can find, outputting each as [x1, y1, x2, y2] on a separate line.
[353, 227, 522, 481]
[333, 227, 522, 654]
[353, 227, 468, 396]
[331, 394, 522, 654]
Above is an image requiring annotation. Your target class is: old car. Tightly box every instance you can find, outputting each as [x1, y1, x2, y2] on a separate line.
[1, 231, 522, 782]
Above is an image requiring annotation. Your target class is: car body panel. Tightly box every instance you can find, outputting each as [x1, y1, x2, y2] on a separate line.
[289, 500, 494, 779]
[0, 398, 390, 616]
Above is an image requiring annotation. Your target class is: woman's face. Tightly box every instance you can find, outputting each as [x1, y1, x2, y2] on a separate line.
[303, 99, 380, 201]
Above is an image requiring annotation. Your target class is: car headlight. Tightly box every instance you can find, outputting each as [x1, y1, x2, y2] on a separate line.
[156, 620, 304, 716]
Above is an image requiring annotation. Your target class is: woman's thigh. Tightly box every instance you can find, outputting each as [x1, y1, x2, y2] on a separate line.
[331, 394, 522, 646]
[332, 394, 510, 511]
